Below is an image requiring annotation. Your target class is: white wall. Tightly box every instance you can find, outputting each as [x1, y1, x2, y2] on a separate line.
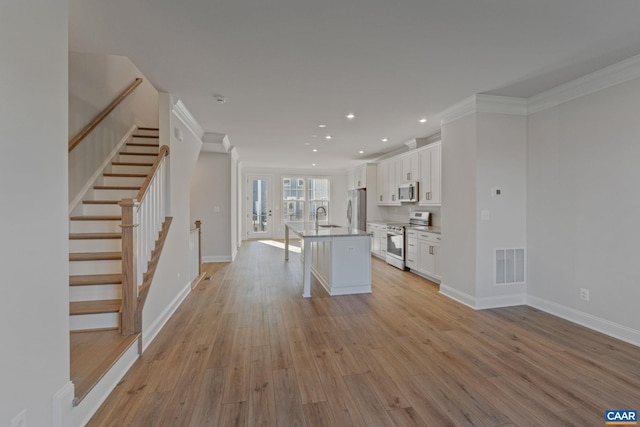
[0, 1, 71, 425]
[140, 93, 202, 348]
[527, 77, 640, 339]
[190, 152, 233, 262]
[440, 114, 478, 301]
[68, 53, 158, 204]
[475, 112, 527, 306]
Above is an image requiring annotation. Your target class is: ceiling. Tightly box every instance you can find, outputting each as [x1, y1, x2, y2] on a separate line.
[69, 0, 640, 169]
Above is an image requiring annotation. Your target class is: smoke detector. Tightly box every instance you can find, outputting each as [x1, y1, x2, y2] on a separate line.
[213, 94, 226, 104]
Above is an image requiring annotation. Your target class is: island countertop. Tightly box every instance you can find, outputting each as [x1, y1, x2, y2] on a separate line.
[285, 221, 371, 238]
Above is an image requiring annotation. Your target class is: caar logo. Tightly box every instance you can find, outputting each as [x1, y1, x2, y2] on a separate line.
[605, 410, 637, 425]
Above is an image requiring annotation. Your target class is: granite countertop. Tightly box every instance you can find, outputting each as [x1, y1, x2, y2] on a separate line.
[285, 221, 371, 238]
[406, 225, 442, 234]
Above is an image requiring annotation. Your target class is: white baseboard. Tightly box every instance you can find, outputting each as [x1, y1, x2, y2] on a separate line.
[52, 381, 74, 427]
[439, 283, 477, 309]
[68, 124, 137, 214]
[475, 293, 527, 310]
[203, 255, 233, 263]
[67, 337, 139, 427]
[231, 247, 238, 261]
[527, 294, 640, 347]
[142, 281, 191, 352]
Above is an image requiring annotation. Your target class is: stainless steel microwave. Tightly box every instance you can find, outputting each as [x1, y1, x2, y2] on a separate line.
[398, 182, 418, 202]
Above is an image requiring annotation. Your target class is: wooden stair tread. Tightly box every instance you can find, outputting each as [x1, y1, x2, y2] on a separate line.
[137, 126, 159, 131]
[82, 200, 120, 205]
[93, 185, 140, 190]
[70, 274, 122, 286]
[70, 299, 121, 315]
[70, 215, 121, 221]
[132, 134, 159, 138]
[69, 251, 122, 261]
[126, 142, 159, 147]
[111, 161, 153, 166]
[69, 233, 121, 240]
[71, 330, 139, 405]
[119, 151, 157, 156]
[102, 172, 148, 178]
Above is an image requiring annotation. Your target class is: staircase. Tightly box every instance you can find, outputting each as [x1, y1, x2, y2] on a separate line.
[69, 127, 159, 331]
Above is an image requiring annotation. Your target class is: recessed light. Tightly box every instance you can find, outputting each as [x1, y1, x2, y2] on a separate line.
[310, 134, 318, 138]
[359, 150, 364, 154]
[346, 113, 355, 119]
[381, 138, 389, 142]
[312, 163, 317, 166]
[312, 148, 318, 152]
[325, 135, 332, 140]
[318, 124, 327, 128]
[304, 142, 311, 145]
[419, 118, 428, 123]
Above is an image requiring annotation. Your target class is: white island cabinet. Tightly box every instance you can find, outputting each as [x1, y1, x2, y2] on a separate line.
[285, 222, 372, 297]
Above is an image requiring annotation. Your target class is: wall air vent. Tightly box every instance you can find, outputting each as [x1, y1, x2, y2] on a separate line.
[495, 248, 525, 285]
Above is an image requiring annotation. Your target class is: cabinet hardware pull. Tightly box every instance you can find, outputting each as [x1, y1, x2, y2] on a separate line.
[429, 246, 434, 255]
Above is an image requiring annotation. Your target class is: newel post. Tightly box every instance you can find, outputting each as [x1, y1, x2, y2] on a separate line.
[195, 220, 202, 275]
[120, 198, 138, 335]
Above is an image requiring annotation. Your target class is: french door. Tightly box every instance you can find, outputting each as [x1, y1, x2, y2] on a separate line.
[246, 175, 273, 239]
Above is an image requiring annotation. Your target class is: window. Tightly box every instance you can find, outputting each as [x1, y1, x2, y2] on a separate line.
[282, 177, 330, 222]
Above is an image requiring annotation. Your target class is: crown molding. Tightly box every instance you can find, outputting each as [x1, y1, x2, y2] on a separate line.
[172, 98, 204, 140]
[438, 94, 527, 125]
[476, 94, 528, 115]
[528, 53, 640, 114]
[202, 132, 231, 153]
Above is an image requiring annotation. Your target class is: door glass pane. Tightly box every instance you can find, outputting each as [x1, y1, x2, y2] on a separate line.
[283, 177, 305, 222]
[252, 179, 268, 233]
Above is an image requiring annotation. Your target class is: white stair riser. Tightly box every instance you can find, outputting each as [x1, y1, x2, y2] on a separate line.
[123, 144, 159, 154]
[94, 188, 139, 199]
[70, 284, 122, 302]
[111, 164, 152, 174]
[118, 153, 157, 163]
[69, 260, 121, 275]
[70, 313, 119, 331]
[70, 220, 121, 234]
[102, 175, 146, 187]
[82, 203, 122, 216]
[69, 239, 122, 253]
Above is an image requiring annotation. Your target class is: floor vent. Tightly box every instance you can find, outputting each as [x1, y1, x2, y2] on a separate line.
[495, 248, 525, 285]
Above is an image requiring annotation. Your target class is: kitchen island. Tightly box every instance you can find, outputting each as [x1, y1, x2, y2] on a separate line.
[285, 222, 372, 297]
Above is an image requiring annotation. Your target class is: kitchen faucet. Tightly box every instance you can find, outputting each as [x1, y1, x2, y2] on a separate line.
[315, 206, 327, 228]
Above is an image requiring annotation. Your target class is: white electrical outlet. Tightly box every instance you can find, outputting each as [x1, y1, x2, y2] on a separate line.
[481, 210, 490, 221]
[11, 409, 27, 427]
[580, 288, 590, 302]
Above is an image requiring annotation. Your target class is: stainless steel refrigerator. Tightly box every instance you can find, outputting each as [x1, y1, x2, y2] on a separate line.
[347, 189, 366, 231]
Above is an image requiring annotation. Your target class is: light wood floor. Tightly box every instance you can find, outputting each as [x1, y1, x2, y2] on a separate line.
[88, 240, 640, 426]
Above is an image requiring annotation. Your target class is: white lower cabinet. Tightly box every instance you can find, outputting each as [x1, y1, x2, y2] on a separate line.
[413, 231, 441, 282]
[405, 230, 418, 269]
[367, 222, 387, 259]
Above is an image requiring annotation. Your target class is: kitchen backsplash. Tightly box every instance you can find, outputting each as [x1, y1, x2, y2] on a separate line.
[377, 205, 441, 227]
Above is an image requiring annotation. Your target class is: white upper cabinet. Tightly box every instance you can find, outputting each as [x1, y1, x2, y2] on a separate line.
[347, 168, 356, 190]
[376, 161, 388, 204]
[354, 164, 367, 189]
[419, 142, 441, 206]
[400, 152, 420, 183]
[348, 164, 371, 190]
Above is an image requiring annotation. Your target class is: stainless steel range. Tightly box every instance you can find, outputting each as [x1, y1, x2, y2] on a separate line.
[385, 212, 431, 270]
